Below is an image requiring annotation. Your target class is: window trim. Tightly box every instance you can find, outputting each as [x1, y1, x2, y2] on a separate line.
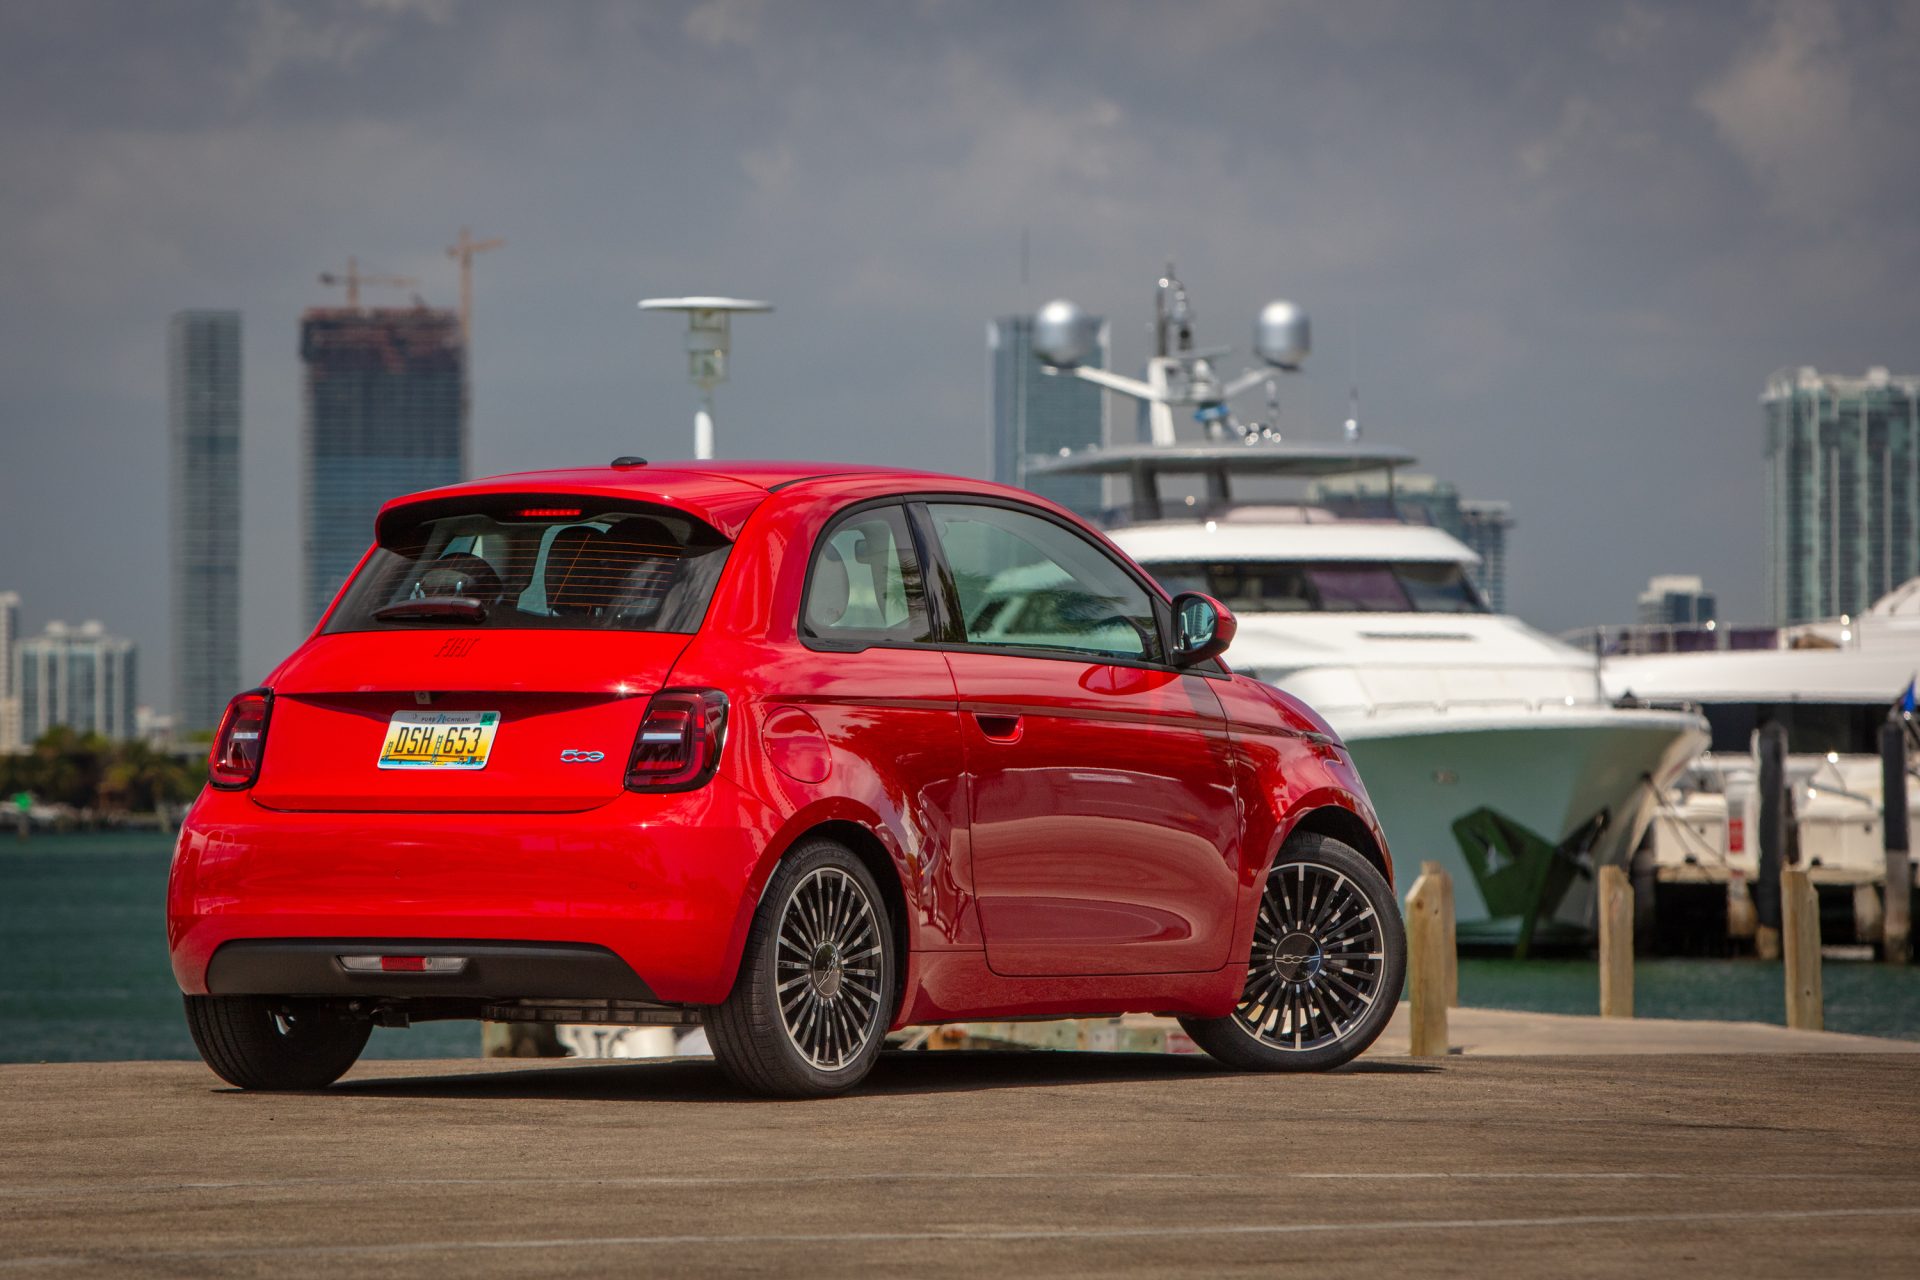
[797, 499, 935, 654]
[911, 494, 1222, 675]
[795, 490, 1232, 679]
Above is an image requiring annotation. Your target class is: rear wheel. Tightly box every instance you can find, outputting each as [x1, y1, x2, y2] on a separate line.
[183, 994, 372, 1090]
[1181, 833, 1405, 1072]
[706, 838, 895, 1097]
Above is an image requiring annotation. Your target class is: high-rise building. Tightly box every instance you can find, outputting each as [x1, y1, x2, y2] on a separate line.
[16, 621, 138, 743]
[989, 314, 1109, 516]
[0, 591, 20, 752]
[1636, 574, 1716, 626]
[301, 307, 465, 625]
[1308, 472, 1516, 613]
[1765, 366, 1920, 623]
[1458, 500, 1514, 616]
[169, 310, 242, 735]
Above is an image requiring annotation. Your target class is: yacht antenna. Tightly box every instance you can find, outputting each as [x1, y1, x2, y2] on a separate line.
[1344, 312, 1361, 442]
[1034, 265, 1309, 447]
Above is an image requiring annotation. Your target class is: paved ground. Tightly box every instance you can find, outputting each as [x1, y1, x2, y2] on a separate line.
[946, 1005, 1920, 1057]
[1377, 1004, 1920, 1054]
[4, 1049, 1918, 1277]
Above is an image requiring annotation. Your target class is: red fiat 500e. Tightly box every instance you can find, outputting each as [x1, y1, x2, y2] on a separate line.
[169, 460, 1406, 1096]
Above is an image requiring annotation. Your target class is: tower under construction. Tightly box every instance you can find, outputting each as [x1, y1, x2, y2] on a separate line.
[300, 306, 465, 626]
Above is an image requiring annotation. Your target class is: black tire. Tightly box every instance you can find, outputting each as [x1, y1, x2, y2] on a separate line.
[183, 994, 372, 1091]
[706, 838, 896, 1098]
[1180, 833, 1406, 1072]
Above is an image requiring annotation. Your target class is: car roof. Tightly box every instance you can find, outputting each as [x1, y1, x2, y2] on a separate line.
[377, 460, 1054, 540]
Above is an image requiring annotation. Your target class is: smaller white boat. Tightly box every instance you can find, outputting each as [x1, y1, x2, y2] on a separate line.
[1587, 578, 1920, 946]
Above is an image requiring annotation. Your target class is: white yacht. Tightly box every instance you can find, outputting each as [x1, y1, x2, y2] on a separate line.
[1589, 580, 1920, 946]
[1025, 270, 1708, 950]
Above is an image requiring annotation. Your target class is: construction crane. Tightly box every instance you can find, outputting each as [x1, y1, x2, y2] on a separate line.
[446, 227, 504, 344]
[316, 256, 419, 310]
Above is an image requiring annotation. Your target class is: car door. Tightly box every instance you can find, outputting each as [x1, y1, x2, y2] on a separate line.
[918, 499, 1242, 977]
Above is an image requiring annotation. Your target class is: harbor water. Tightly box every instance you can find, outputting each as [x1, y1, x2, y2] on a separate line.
[4, 831, 1918, 1063]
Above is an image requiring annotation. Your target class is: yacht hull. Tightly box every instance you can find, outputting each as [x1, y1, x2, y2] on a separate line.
[1335, 708, 1707, 949]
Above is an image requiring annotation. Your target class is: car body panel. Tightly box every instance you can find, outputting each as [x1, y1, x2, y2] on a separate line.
[947, 649, 1242, 976]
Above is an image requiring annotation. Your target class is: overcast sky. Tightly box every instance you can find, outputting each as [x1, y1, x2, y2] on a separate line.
[3, 0, 1918, 706]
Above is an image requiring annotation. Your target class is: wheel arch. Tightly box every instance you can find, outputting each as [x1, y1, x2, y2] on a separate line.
[789, 818, 914, 1026]
[1279, 801, 1395, 888]
[737, 806, 918, 1028]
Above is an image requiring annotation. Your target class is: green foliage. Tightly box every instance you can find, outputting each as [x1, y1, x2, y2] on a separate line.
[0, 729, 205, 814]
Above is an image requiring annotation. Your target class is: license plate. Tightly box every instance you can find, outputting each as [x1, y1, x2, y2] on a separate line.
[378, 711, 500, 770]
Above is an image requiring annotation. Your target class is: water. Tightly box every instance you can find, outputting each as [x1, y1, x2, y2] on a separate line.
[4, 832, 1919, 1061]
[1459, 957, 1920, 1041]
[0, 832, 475, 1062]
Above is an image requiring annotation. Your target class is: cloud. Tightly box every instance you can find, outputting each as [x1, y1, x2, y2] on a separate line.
[1694, 0, 1866, 224]
[684, 0, 765, 47]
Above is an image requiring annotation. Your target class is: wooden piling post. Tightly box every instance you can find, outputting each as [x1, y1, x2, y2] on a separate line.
[1754, 722, 1788, 960]
[1781, 867, 1823, 1031]
[1883, 719, 1911, 964]
[1598, 864, 1634, 1018]
[1431, 860, 1459, 1008]
[1406, 863, 1452, 1057]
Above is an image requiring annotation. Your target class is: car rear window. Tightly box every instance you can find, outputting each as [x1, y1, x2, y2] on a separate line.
[324, 498, 732, 634]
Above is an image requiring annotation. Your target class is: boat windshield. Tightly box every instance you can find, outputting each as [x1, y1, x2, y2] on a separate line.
[1701, 702, 1891, 756]
[1144, 560, 1488, 615]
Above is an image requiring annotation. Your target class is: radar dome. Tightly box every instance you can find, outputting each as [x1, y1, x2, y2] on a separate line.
[1255, 301, 1310, 371]
[1033, 299, 1099, 368]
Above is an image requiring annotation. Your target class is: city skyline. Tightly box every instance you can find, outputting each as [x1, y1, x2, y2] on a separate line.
[4, 2, 1920, 694]
[168, 310, 242, 736]
[300, 305, 466, 626]
[1764, 365, 1920, 624]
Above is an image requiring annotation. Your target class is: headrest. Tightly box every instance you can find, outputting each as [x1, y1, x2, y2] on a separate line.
[806, 542, 851, 630]
[543, 527, 602, 614]
[544, 519, 683, 617]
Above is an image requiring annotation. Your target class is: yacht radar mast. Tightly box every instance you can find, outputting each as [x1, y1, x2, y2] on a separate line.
[1031, 264, 1309, 447]
[638, 296, 773, 459]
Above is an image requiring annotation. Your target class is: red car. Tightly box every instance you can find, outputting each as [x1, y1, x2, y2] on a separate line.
[170, 460, 1404, 1096]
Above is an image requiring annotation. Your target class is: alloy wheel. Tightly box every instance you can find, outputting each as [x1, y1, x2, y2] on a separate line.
[1236, 858, 1388, 1052]
[774, 866, 885, 1070]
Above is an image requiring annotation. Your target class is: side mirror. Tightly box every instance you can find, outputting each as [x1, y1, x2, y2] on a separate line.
[1171, 592, 1236, 666]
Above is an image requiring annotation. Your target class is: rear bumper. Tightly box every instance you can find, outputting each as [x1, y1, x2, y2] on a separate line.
[168, 782, 781, 1005]
[204, 939, 660, 1001]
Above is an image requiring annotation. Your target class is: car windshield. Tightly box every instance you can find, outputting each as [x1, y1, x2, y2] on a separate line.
[324, 499, 732, 633]
[1145, 560, 1487, 615]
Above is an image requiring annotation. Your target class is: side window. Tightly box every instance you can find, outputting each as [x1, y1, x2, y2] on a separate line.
[801, 504, 931, 645]
[927, 502, 1163, 663]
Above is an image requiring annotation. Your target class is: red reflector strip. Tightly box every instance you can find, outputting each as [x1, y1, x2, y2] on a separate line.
[338, 955, 469, 975]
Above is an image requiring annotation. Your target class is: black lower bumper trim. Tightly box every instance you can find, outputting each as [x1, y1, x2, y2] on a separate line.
[204, 939, 661, 1002]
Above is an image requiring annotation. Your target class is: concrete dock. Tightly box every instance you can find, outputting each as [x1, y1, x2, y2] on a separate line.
[4, 1022, 1919, 1276]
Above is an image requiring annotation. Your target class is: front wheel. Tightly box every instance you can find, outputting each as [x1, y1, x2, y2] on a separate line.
[705, 839, 896, 1097]
[183, 994, 372, 1090]
[1181, 833, 1406, 1072]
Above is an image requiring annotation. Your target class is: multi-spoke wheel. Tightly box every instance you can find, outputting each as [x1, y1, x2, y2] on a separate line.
[1181, 832, 1406, 1072]
[183, 995, 372, 1090]
[707, 838, 896, 1096]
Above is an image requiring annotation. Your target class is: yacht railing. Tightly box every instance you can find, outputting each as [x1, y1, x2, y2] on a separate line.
[1304, 695, 1699, 720]
[1560, 622, 1786, 657]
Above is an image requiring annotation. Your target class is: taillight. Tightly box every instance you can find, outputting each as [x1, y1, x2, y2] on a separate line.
[625, 689, 728, 793]
[208, 689, 272, 789]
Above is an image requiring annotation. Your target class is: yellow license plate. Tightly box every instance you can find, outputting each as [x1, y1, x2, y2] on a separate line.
[378, 711, 500, 770]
